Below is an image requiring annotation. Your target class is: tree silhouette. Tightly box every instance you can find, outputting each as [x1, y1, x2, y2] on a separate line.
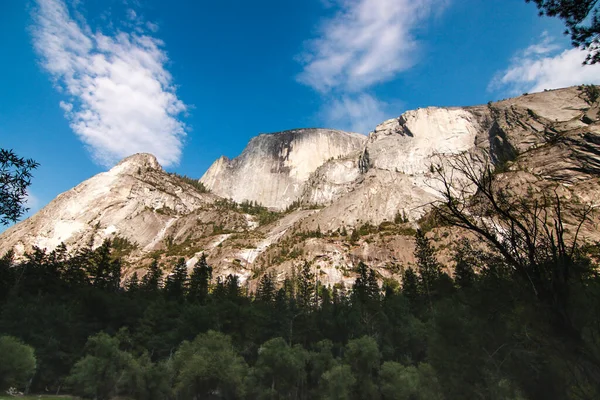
[0, 149, 39, 225]
[526, 0, 600, 64]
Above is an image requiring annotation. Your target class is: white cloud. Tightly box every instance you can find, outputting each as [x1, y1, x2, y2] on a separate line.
[298, 0, 444, 134]
[24, 192, 41, 210]
[322, 94, 389, 133]
[31, 0, 187, 167]
[490, 33, 600, 95]
[59, 100, 73, 114]
[298, 0, 446, 93]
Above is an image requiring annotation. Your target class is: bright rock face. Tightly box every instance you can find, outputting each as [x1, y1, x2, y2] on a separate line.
[200, 129, 367, 209]
[1, 86, 599, 287]
[0, 153, 215, 256]
[367, 107, 487, 174]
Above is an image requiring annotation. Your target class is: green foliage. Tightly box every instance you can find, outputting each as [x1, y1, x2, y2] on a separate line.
[379, 362, 444, 400]
[187, 254, 212, 303]
[394, 210, 409, 224]
[0, 149, 39, 225]
[416, 211, 446, 233]
[357, 222, 377, 236]
[349, 228, 360, 244]
[414, 230, 442, 292]
[297, 262, 316, 310]
[340, 225, 348, 236]
[67, 332, 137, 400]
[140, 258, 163, 292]
[168, 172, 209, 193]
[352, 262, 380, 307]
[580, 84, 600, 103]
[246, 337, 308, 399]
[345, 336, 381, 399]
[214, 198, 283, 226]
[320, 364, 355, 400]
[154, 205, 174, 215]
[285, 199, 302, 212]
[294, 227, 324, 240]
[164, 257, 188, 301]
[172, 331, 247, 400]
[401, 267, 420, 306]
[128, 352, 173, 400]
[0, 336, 36, 391]
[256, 272, 276, 303]
[110, 235, 138, 258]
[88, 240, 122, 291]
[239, 200, 282, 226]
[526, 0, 600, 64]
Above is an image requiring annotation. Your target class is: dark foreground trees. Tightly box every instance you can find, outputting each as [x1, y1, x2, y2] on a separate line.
[0, 230, 598, 399]
[432, 150, 600, 398]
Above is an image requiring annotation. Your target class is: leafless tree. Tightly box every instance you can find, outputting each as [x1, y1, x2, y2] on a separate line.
[430, 150, 600, 390]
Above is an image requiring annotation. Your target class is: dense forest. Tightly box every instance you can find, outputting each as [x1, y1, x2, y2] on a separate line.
[1, 220, 599, 399]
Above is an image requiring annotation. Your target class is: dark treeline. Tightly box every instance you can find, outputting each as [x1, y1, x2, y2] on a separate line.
[1, 229, 600, 399]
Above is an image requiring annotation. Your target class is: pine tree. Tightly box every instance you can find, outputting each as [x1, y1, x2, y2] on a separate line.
[124, 272, 140, 293]
[352, 262, 380, 306]
[401, 267, 420, 305]
[225, 274, 242, 301]
[188, 254, 212, 303]
[88, 240, 121, 292]
[141, 258, 163, 293]
[297, 262, 316, 310]
[454, 258, 475, 289]
[414, 230, 441, 311]
[452, 240, 476, 289]
[0, 250, 15, 302]
[256, 272, 276, 303]
[350, 229, 360, 244]
[165, 257, 188, 301]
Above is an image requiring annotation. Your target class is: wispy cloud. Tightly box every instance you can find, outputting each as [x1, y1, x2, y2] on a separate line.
[31, 0, 187, 167]
[24, 191, 41, 214]
[490, 32, 600, 95]
[322, 94, 390, 133]
[298, 0, 445, 133]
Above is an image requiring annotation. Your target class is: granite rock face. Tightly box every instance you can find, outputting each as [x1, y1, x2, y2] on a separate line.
[0, 153, 218, 256]
[2, 86, 599, 286]
[200, 129, 367, 209]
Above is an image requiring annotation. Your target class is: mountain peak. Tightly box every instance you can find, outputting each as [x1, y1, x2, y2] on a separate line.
[201, 128, 367, 209]
[111, 153, 162, 175]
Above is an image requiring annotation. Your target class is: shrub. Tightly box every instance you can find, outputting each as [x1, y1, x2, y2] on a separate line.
[0, 336, 36, 391]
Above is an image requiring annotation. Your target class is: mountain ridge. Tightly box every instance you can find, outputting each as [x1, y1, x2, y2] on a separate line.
[1, 86, 599, 286]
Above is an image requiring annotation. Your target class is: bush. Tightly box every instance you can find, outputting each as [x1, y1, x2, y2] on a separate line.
[172, 331, 247, 400]
[67, 332, 138, 400]
[0, 336, 36, 391]
[168, 172, 209, 193]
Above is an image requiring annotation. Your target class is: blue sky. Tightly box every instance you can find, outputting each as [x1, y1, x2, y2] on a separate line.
[1, 0, 600, 228]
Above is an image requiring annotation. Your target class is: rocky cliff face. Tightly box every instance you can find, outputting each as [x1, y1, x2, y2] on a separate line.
[200, 129, 367, 209]
[1, 86, 598, 287]
[0, 154, 221, 256]
[295, 106, 493, 228]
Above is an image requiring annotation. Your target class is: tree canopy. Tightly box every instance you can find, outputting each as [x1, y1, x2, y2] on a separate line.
[526, 0, 600, 63]
[0, 149, 39, 225]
